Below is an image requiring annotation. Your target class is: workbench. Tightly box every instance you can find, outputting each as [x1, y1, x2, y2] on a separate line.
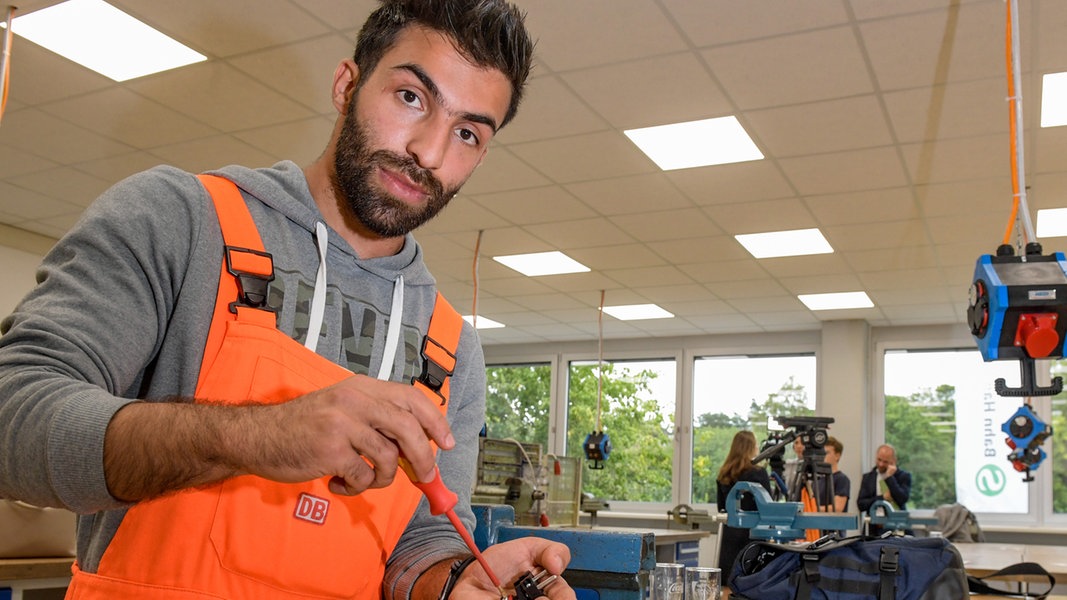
[0, 558, 73, 600]
[955, 542, 1067, 598]
[579, 526, 709, 567]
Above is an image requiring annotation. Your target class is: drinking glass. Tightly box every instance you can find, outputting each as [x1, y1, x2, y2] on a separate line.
[650, 562, 685, 600]
[685, 566, 721, 600]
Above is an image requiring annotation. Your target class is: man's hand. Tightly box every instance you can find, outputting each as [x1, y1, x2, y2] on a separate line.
[884, 463, 897, 477]
[451, 538, 575, 600]
[104, 374, 455, 502]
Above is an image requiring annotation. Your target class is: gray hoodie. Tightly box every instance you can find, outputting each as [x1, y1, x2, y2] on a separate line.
[0, 160, 484, 598]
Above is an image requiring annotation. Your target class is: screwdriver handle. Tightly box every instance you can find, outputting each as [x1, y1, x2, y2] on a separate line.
[399, 458, 458, 515]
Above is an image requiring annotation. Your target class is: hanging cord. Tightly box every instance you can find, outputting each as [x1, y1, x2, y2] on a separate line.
[0, 6, 16, 127]
[1001, 0, 1036, 247]
[471, 230, 483, 328]
[596, 290, 605, 432]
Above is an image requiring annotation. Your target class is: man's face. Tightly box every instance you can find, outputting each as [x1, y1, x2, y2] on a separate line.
[875, 447, 895, 473]
[333, 26, 511, 238]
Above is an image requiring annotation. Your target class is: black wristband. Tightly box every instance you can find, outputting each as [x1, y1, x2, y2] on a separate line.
[438, 555, 478, 600]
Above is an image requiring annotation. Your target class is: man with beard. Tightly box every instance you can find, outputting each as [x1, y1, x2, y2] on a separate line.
[0, 2, 574, 599]
[857, 444, 913, 536]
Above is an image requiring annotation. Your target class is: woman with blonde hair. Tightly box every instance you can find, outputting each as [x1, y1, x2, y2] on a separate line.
[716, 431, 772, 579]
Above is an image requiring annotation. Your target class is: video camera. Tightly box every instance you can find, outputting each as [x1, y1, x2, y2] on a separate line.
[754, 415, 835, 503]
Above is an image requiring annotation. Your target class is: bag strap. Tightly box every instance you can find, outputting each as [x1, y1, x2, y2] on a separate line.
[879, 546, 899, 600]
[967, 562, 1056, 598]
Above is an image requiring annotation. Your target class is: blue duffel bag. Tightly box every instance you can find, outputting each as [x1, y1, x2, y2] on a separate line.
[728, 535, 968, 600]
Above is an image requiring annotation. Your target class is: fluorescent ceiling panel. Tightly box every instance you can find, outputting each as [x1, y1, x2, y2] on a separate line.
[9, 0, 206, 81]
[602, 304, 674, 321]
[735, 228, 834, 259]
[1041, 72, 1067, 128]
[798, 291, 873, 311]
[1036, 208, 1067, 238]
[624, 116, 763, 171]
[492, 251, 590, 277]
[462, 315, 505, 329]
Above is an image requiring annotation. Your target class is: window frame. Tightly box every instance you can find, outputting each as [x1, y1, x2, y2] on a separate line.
[871, 326, 1063, 528]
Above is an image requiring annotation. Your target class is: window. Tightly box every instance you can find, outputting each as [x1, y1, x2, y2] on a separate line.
[484, 363, 551, 448]
[882, 349, 1025, 512]
[1048, 359, 1067, 514]
[691, 354, 816, 506]
[566, 358, 676, 504]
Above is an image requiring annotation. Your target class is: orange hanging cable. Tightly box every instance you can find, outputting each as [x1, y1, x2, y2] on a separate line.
[1002, 0, 1021, 246]
[471, 230, 483, 328]
[0, 6, 16, 127]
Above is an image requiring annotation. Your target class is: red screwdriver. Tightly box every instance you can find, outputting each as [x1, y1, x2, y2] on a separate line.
[399, 458, 506, 596]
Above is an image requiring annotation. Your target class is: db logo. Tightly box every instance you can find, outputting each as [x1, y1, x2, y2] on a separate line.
[294, 493, 330, 525]
[975, 464, 1007, 497]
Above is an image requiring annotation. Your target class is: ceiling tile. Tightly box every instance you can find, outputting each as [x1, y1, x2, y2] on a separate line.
[521, 0, 686, 71]
[663, 0, 849, 47]
[860, 2, 1004, 91]
[567, 244, 667, 271]
[669, 161, 794, 206]
[745, 95, 893, 157]
[146, 135, 281, 174]
[883, 78, 1006, 143]
[0, 109, 133, 165]
[703, 198, 818, 234]
[496, 75, 609, 145]
[610, 208, 723, 243]
[806, 187, 920, 226]
[562, 52, 731, 129]
[509, 131, 656, 184]
[524, 217, 634, 249]
[40, 87, 217, 148]
[231, 117, 336, 167]
[473, 185, 594, 226]
[126, 62, 315, 132]
[227, 34, 356, 114]
[899, 135, 1007, 185]
[779, 147, 909, 196]
[459, 148, 551, 195]
[565, 173, 693, 217]
[6, 167, 112, 207]
[118, 0, 332, 57]
[702, 27, 873, 109]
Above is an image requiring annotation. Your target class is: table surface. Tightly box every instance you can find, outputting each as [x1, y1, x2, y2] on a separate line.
[0, 557, 74, 581]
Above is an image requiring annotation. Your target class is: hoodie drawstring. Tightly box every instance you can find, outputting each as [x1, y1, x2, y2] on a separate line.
[304, 222, 404, 381]
[304, 222, 329, 353]
[376, 274, 404, 381]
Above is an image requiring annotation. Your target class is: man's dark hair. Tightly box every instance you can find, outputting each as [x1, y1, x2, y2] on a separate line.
[354, 0, 534, 128]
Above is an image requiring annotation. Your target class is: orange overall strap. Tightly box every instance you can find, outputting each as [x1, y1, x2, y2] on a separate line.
[414, 292, 463, 405]
[195, 173, 275, 392]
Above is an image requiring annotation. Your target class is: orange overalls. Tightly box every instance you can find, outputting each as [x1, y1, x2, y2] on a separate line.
[66, 174, 464, 599]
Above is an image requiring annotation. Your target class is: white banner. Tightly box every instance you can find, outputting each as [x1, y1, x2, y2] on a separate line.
[954, 382, 1029, 512]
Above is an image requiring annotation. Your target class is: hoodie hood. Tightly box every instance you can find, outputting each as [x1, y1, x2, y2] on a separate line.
[211, 160, 437, 288]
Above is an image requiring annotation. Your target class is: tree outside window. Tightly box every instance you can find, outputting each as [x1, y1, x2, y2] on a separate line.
[567, 359, 675, 503]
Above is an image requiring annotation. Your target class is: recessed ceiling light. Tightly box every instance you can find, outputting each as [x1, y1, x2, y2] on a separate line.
[1036, 208, 1067, 238]
[624, 116, 763, 171]
[463, 315, 505, 329]
[492, 251, 590, 277]
[602, 304, 674, 321]
[735, 228, 833, 259]
[798, 291, 873, 311]
[1041, 72, 1067, 128]
[7, 0, 206, 81]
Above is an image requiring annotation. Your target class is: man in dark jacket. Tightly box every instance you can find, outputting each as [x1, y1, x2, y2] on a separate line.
[856, 444, 912, 536]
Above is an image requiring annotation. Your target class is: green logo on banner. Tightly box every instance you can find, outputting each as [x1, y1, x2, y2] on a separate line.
[975, 464, 1007, 496]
